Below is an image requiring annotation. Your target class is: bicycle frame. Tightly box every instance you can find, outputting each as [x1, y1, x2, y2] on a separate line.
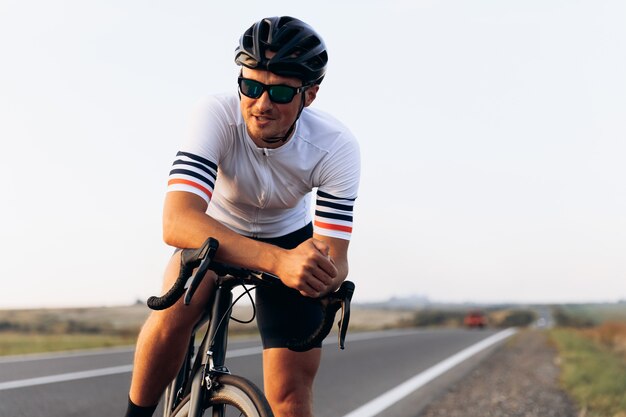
[167, 276, 241, 417]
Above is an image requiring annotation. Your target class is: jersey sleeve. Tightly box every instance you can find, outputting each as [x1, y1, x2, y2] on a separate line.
[314, 136, 361, 240]
[167, 151, 218, 203]
[166, 96, 234, 203]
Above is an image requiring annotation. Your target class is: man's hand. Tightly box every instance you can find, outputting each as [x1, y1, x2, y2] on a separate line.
[276, 238, 338, 297]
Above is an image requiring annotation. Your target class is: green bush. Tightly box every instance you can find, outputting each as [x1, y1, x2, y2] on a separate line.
[413, 310, 465, 327]
[553, 307, 595, 328]
[499, 310, 536, 327]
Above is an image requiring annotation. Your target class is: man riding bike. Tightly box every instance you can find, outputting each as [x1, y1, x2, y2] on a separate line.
[124, 16, 360, 417]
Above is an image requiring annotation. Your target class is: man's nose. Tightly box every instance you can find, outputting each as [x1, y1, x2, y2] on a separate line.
[255, 90, 273, 111]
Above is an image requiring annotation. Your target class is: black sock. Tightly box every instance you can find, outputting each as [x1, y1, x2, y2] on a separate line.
[124, 396, 158, 417]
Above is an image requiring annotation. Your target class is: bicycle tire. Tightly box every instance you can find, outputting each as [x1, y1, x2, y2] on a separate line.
[169, 374, 274, 417]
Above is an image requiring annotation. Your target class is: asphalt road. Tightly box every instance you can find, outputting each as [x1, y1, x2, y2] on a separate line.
[0, 328, 515, 417]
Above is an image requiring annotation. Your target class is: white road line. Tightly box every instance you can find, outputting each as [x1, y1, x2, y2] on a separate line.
[0, 365, 134, 391]
[341, 328, 518, 417]
[0, 345, 266, 391]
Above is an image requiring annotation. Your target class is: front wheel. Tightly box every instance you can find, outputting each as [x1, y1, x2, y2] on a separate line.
[169, 374, 274, 417]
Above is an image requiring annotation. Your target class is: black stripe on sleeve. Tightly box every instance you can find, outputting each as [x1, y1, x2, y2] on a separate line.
[316, 199, 354, 212]
[176, 151, 218, 171]
[172, 159, 217, 179]
[315, 210, 353, 223]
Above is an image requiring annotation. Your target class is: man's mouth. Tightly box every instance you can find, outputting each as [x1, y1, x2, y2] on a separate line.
[253, 115, 276, 128]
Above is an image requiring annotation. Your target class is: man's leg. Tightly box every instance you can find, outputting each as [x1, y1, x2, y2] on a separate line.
[127, 251, 215, 410]
[262, 348, 322, 417]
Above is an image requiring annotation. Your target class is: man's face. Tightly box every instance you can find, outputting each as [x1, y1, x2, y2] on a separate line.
[240, 67, 318, 148]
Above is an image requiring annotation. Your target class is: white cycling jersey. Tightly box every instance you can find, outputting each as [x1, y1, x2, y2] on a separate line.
[167, 94, 360, 240]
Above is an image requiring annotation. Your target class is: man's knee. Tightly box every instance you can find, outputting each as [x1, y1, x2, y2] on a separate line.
[262, 348, 320, 416]
[266, 380, 312, 417]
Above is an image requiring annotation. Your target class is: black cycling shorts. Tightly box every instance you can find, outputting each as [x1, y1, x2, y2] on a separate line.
[252, 223, 324, 350]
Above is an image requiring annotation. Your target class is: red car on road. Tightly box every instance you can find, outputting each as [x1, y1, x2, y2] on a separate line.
[464, 310, 487, 328]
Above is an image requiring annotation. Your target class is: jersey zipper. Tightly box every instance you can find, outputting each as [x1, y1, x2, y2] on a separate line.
[252, 148, 274, 237]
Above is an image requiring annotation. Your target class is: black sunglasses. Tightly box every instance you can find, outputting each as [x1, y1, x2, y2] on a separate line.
[238, 77, 308, 104]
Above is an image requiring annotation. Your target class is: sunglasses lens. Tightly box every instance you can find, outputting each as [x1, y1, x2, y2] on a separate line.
[268, 86, 296, 104]
[238, 78, 299, 103]
[240, 79, 264, 98]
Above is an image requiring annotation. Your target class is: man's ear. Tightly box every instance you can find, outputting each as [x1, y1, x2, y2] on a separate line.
[304, 84, 319, 107]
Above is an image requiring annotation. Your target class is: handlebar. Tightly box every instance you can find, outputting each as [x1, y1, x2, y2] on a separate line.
[286, 280, 354, 351]
[146, 238, 220, 311]
[146, 237, 355, 351]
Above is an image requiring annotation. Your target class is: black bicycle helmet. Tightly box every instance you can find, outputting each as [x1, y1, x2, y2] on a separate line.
[235, 16, 328, 85]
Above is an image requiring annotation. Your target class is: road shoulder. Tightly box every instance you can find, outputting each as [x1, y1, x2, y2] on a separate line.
[417, 329, 578, 417]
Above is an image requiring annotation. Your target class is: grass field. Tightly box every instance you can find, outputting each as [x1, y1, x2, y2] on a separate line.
[0, 332, 138, 356]
[0, 304, 148, 355]
[551, 326, 626, 417]
[550, 304, 626, 417]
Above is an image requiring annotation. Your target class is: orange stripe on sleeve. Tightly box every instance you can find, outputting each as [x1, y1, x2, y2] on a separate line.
[314, 220, 353, 233]
[168, 178, 213, 199]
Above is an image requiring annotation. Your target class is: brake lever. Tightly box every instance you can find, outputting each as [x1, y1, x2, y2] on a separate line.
[336, 281, 355, 349]
[183, 238, 219, 305]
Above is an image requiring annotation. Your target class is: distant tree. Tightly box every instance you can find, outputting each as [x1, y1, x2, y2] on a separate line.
[413, 310, 465, 327]
[553, 307, 595, 328]
[499, 310, 536, 327]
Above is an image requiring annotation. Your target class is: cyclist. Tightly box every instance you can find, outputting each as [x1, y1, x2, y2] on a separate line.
[125, 16, 360, 417]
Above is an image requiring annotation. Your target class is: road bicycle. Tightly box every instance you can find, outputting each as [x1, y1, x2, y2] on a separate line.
[147, 237, 355, 417]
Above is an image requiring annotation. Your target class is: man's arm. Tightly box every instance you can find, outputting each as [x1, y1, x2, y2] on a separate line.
[312, 233, 350, 294]
[163, 191, 338, 297]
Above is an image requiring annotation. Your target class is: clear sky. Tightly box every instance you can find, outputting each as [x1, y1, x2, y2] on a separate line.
[1, 0, 625, 308]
